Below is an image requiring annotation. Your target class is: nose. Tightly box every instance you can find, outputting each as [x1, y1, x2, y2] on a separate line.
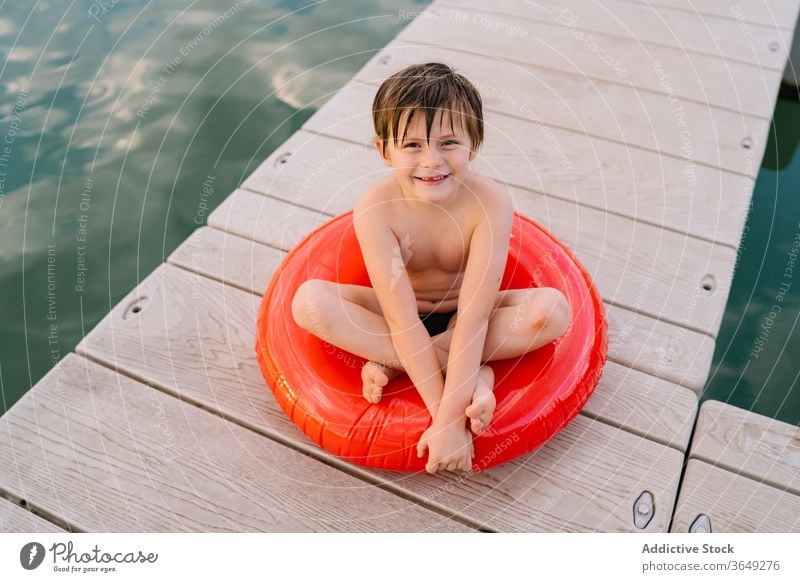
[421, 143, 442, 167]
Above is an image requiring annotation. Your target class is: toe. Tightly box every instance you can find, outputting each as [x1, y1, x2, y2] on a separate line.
[363, 386, 381, 404]
[376, 369, 393, 388]
[470, 418, 484, 434]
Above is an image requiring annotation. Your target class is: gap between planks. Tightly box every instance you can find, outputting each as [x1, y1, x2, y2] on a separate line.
[0, 491, 73, 533]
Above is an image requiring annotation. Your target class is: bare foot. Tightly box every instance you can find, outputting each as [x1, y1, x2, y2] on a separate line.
[361, 361, 401, 404]
[465, 366, 496, 434]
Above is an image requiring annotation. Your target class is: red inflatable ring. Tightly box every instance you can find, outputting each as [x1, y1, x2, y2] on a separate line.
[255, 211, 607, 472]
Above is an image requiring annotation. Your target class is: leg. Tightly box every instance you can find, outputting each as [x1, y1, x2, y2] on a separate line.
[292, 279, 395, 366]
[431, 287, 571, 366]
[430, 287, 570, 433]
[291, 280, 450, 403]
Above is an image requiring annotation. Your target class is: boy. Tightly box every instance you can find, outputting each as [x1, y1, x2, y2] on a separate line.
[292, 63, 570, 473]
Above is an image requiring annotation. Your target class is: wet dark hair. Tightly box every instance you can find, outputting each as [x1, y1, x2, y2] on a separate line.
[372, 62, 483, 152]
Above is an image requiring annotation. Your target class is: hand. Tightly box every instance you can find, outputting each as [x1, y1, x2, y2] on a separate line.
[416, 420, 475, 474]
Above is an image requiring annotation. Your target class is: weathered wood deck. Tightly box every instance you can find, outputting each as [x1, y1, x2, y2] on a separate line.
[2, 0, 799, 532]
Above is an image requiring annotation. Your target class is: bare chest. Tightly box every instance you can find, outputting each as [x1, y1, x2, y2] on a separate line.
[393, 214, 474, 275]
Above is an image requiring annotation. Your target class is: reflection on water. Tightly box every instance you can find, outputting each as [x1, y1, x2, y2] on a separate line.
[0, 0, 428, 412]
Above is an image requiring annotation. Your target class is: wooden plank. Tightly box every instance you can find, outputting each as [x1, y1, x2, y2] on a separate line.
[210, 189, 334, 250]
[209, 189, 332, 250]
[671, 459, 800, 532]
[210, 190, 716, 391]
[0, 497, 64, 533]
[604, 303, 714, 392]
[76, 263, 684, 531]
[583, 361, 696, 451]
[689, 400, 800, 495]
[398, 6, 781, 117]
[375, 414, 684, 532]
[0, 354, 471, 532]
[356, 43, 763, 189]
[168, 226, 698, 450]
[169, 227, 280, 295]
[303, 80, 754, 241]
[77, 264, 292, 461]
[167, 226, 285, 294]
[627, 0, 800, 29]
[241, 131, 387, 217]
[437, 0, 792, 69]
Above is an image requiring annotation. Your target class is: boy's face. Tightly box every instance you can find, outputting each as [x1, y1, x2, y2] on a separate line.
[376, 109, 475, 205]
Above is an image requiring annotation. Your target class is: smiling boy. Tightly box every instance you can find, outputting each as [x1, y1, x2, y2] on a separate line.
[292, 63, 570, 473]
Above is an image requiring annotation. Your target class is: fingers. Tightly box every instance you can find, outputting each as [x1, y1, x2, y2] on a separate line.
[419, 426, 478, 474]
[427, 457, 456, 474]
[444, 453, 473, 473]
[426, 454, 473, 474]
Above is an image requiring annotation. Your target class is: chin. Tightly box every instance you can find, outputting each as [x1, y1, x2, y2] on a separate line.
[415, 186, 453, 204]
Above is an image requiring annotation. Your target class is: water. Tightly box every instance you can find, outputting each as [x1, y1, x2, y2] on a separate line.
[0, 1, 797, 428]
[702, 98, 800, 427]
[0, 0, 428, 414]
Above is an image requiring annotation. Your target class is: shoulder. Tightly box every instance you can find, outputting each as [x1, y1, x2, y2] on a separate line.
[464, 172, 514, 228]
[354, 176, 396, 215]
[353, 177, 398, 239]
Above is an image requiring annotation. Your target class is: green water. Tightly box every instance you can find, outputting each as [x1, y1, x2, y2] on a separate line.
[0, 0, 428, 414]
[702, 98, 800, 426]
[0, 1, 798, 428]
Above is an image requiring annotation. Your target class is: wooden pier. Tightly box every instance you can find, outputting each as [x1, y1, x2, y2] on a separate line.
[2, 0, 799, 532]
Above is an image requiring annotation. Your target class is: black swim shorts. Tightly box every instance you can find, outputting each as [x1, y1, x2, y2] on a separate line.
[419, 311, 456, 336]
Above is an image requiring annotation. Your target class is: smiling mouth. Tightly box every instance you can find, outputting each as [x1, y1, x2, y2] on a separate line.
[414, 174, 451, 184]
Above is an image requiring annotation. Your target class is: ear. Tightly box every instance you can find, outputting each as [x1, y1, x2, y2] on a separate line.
[374, 138, 392, 166]
[468, 148, 477, 161]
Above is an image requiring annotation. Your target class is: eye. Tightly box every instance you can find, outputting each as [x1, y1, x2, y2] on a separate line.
[442, 140, 458, 147]
[403, 142, 420, 149]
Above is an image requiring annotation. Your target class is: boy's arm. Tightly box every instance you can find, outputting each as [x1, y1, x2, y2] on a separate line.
[436, 191, 514, 426]
[353, 200, 444, 418]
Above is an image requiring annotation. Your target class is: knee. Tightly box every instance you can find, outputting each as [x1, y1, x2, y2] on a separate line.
[531, 289, 570, 340]
[291, 279, 331, 331]
[550, 290, 571, 338]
